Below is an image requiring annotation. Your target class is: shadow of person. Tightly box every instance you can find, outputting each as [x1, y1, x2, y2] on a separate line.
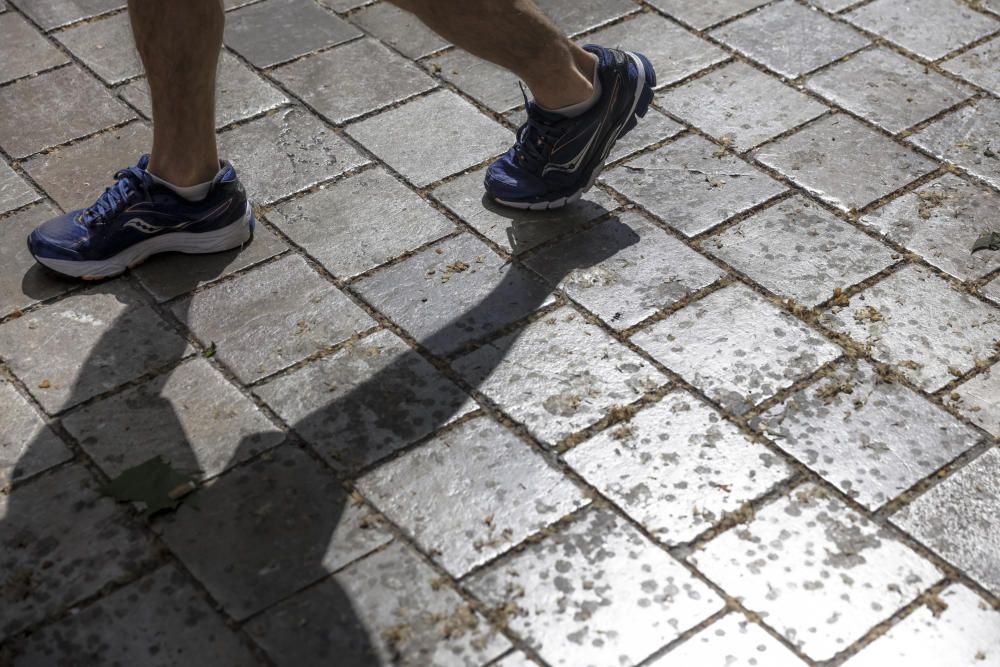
[2, 208, 638, 666]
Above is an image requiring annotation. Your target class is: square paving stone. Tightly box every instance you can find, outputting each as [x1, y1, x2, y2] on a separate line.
[347, 91, 513, 188]
[10, 565, 263, 667]
[842, 584, 1000, 666]
[753, 114, 938, 212]
[984, 277, 1000, 305]
[845, 0, 998, 61]
[892, 448, 1000, 596]
[354, 233, 554, 357]
[633, 283, 842, 415]
[359, 416, 588, 576]
[425, 49, 522, 114]
[757, 360, 982, 509]
[659, 62, 828, 151]
[10, 0, 122, 30]
[54, 11, 140, 84]
[712, 1, 870, 78]
[806, 47, 972, 134]
[0, 203, 76, 318]
[0, 66, 133, 159]
[465, 507, 723, 667]
[908, 98, 1000, 190]
[950, 365, 1000, 437]
[607, 108, 685, 164]
[646, 0, 772, 30]
[860, 174, 1000, 281]
[454, 306, 667, 445]
[158, 444, 392, 620]
[219, 106, 370, 205]
[224, 0, 362, 68]
[254, 329, 476, 472]
[690, 483, 942, 661]
[0, 464, 155, 640]
[172, 254, 374, 383]
[349, 1, 449, 59]
[602, 135, 786, 237]
[942, 36, 1000, 96]
[0, 12, 68, 84]
[708, 195, 896, 307]
[0, 159, 38, 214]
[0, 281, 191, 413]
[526, 210, 725, 330]
[819, 265, 1000, 391]
[247, 541, 510, 667]
[654, 613, 807, 666]
[267, 167, 454, 279]
[566, 390, 790, 544]
[0, 377, 70, 487]
[533, 0, 638, 35]
[273, 38, 436, 124]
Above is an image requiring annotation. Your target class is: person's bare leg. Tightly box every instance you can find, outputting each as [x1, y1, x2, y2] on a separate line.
[128, 0, 222, 186]
[389, 0, 596, 110]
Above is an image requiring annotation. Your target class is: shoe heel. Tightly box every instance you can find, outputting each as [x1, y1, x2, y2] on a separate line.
[632, 52, 656, 120]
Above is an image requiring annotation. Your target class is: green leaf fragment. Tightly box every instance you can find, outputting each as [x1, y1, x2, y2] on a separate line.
[971, 232, 1000, 254]
[100, 456, 197, 517]
[202, 342, 217, 358]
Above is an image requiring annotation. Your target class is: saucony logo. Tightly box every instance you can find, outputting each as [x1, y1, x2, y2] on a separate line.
[123, 199, 233, 235]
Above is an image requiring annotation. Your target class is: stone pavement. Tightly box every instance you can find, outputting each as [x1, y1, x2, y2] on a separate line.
[1, 0, 1000, 664]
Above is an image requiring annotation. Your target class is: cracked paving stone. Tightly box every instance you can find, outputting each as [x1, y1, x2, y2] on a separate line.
[425, 49, 523, 114]
[158, 445, 392, 621]
[652, 613, 807, 666]
[708, 195, 896, 307]
[892, 448, 1000, 597]
[602, 134, 786, 237]
[566, 389, 790, 544]
[949, 365, 1000, 437]
[0, 203, 75, 318]
[9, 565, 264, 666]
[0, 281, 191, 413]
[254, 329, 476, 472]
[842, 583, 1000, 666]
[645, 0, 772, 30]
[753, 114, 937, 212]
[712, 1, 870, 78]
[607, 108, 685, 164]
[806, 47, 973, 134]
[453, 306, 667, 445]
[0, 377, 70, 487]
[633, 283, 842, 415]
[659, 62, 828, 152]
[0, 158, 38, 214]
[690, 483, 942, 661]
[349, 1, 449, 59]
[0, 12, 68, 84]
[358, 415, 588, 577]
[819, 265, 1000, 391]
[909, 98, 1000, 190]
[466, 507, 723, 667]
[54, 11, 140, 85]
[942, 36, 1000, 97]
[247, 541, 510, 667]
[526, 210, 725, 330]
[533, 0, 638, 35]
[172, 254, 374, 384]
[757, 360, 983, 509]
[9, 0, 122, 30]
[0, 464, 156, 640]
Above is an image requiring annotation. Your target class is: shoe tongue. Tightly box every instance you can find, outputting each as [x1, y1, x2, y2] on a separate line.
[213, 161, 237, 185]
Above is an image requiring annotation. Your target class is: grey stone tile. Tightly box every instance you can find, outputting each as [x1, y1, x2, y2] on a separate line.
[691, 483, 942, 661]
[712, 1, 870, 78]
[607, 108, 685, 164]
[984, 277, 1000, 305]
[493, 653, 540, 667]
[219, 106, 370, 205]
[566, 390, 790, 544]
[172, 254, 374, 383]
[807, 0, 860, 11]
[317, 0, 369, 11]
[0, 12, 68, 84]
[708, 195, 896, 306]
[254, 329, 476, 472]
[0, 281, 191, 413]
[349, 1, 449, 59]
[819, 265, 1000, 391]
[54, 11, 139, 84]
[633, 283, 842, 415]
[950, 365, 1000, 437]
[10, 0, 123, 30]
[0, 203, 75, 318]
[0, 159, 38, 214]
[654, 614, 808, 666]
[602, 134, 786, 237]
[845, 0, 998, 60]
[892, 448, 1000, 596]
[0, 464, 155, 640]
[347, 91, 513, 188]
[526, 210, 725, 330]
[758, 360, 982, 509]
[359, 416, 588, 576]
[354, 233, 553, 357]
[0, 377, 70, 487]
[646, 0, 772, 30]
[0, 66, 133, 159]
[909, 98, 1000, 190]
[534, 0, 638, 35]
[860, 174, 1000, 281]
[272, 38, 436, 124]
[159, 445, 393, 620]
[454, 306, 667, 445]
[843, 583, 1000, 666]
[248, 541, 510, 667]
[659, 62, 828, 151]
[466, 507, 723, 667]
[224, 0, 362, 68]
[806, 47, 972, 134]
[753, 114, 937, 212]
[10, 565, 263, 666]
[425, 49, 522, 114]
[942, 36, 1000, 97]
[268, 167, 454, 279]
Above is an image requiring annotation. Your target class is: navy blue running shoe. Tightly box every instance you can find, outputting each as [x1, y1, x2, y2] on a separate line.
[485, 45, 656, 210]
[28, 155, 254, 280]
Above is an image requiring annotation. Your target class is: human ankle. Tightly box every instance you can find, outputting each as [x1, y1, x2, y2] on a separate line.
[529, 49, 599, 111]
[146, 156, 219, 188]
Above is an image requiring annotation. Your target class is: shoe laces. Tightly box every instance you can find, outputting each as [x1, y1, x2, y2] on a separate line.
[79, 166, 152, 226]
[513, 84, 566, 173]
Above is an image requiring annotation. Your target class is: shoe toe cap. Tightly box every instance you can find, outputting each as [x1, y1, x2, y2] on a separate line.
[28, 211, 87, 262]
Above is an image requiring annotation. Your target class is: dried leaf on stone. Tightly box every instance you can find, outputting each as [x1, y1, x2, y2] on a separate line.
[971, 232, 1000, 254]
[100, 456, 197, 517]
